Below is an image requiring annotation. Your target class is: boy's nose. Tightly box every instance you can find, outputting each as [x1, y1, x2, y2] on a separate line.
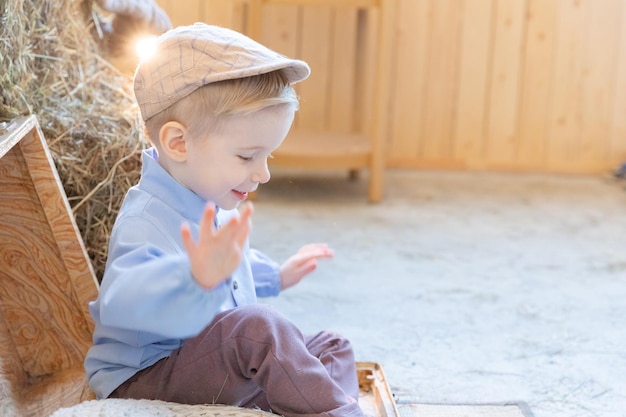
[252, 161, 271, 184]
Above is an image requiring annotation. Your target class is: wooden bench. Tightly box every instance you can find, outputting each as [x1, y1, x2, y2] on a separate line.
[0, 116, 99, 417]
[246, 0, 395, 203]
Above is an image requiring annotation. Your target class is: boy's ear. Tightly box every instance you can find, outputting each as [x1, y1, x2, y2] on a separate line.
[158, 121, 188, 162]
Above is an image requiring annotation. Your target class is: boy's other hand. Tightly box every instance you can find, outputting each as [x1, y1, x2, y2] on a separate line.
[280, 243, 334, 290]
[181, 203, 253, 289]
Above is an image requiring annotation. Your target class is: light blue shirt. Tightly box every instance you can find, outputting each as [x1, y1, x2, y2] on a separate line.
[84, 148, 281, 399]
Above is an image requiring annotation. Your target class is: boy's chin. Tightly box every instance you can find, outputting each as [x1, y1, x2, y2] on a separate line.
[213, 189, 251, 210]
[215, 198, 241, 211]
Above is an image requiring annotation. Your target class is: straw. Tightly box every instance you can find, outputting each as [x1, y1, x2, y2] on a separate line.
[0, 0, 145, 280]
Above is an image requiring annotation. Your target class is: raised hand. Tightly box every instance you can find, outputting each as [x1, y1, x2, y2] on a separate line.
[280, 243, 335, 290]
[181, 203, 253, 289]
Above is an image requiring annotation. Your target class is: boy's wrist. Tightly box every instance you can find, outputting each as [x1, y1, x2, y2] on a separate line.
[192, 271, 226, 290]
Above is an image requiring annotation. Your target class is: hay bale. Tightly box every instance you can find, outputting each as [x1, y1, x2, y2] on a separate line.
[0, 0, 146, 280]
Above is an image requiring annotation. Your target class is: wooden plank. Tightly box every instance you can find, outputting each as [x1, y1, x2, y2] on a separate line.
[203, 0, 245, 30]
[161, 0, 202, 26]
[610, 1, 626, 166]
[0, 116, 97, 378]
[259, 3, 301, 128]
[578, 0, 621, 165]
[296, 6, 333, 131]
[387, 0, 430, 160]
[22, 123, 99, 317]
[516, 0, 557, 167]
[453, 0, 494, 163]
[328, 7, 359, 133]
[155, 0, 626, 174]
[547, 0, 588, 167]
[231, 1, 248, 32]
[420, 0, 462, 159]
[368, 0, 396, 202]
[0, 116, 99, 417]
[386, 154, 613, 173]
[485, 0, 525, 164]
[354, 8, 376, 135]
[263, 0, 380, 7]
[257, 3, 299, 56]
[271, 131, 370, 168]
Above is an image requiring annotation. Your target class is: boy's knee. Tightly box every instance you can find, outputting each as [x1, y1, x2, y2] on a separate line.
[233, 304, 300, 337]
[332, 333, 353, 351]
[238, 303, 284, 322]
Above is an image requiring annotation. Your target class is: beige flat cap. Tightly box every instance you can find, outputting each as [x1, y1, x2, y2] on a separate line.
[134, 23, 311, 121]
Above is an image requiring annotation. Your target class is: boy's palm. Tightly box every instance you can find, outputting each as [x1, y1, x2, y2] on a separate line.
[181, 203, 253, 289]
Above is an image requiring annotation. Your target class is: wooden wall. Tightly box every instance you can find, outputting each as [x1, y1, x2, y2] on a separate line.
[155, 0, 626, 174]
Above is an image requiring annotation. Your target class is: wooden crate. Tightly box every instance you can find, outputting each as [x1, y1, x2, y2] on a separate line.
[0, 116, 98, 417]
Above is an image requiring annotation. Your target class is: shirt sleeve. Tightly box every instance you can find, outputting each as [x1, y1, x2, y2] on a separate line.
[98, 215, 231, 339]
[249, 248, 281, 298]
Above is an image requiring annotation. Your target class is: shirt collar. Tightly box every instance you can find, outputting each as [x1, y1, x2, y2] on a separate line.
[138, 147, 218, 222]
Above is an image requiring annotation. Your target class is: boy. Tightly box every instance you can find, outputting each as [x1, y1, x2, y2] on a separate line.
[84, 23, 366, 417]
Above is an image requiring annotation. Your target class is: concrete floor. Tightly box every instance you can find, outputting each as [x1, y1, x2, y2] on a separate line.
[249, 168, 626, 417]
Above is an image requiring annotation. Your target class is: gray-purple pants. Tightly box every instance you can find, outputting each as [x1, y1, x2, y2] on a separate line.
[110, 304, 365, 417]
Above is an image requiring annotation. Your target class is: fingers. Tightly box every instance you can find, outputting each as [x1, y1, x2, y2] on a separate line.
[236, 203, 253, 242]
[179, 203, 257, 290]
[301, 243, 334, 256]
[187, 203, 254, 248]
[300, 259, 318, 274]
[294, 244, 334, 265]
[180, 222, 195, 254]
[201, 204, 253, 254]
[315, 246, 334, 259]
[239, 201, 254, 218]
[197, 204, 217, 245]
[181, 203, 252, 253]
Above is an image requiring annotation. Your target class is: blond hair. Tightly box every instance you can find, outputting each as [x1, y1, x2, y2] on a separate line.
[143, 70, 298, 144]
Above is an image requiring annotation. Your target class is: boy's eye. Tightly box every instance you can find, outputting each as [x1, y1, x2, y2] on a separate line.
[238, 154, 273, 161]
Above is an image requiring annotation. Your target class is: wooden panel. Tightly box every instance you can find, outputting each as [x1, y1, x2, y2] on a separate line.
[0, 130, 94, 379]
[202, 0, 247, 30]
[516, 0, 557, 169]
[297, 6, 333, 131]
[485, 0, 525, 166]
[165, 0, 203, 26]
[328, 8, 359, 133]
[241, 0, 390, 202]
[155, 0, 626, 174]
[0, 116, 98, 416]
[388, 0, 429, 161]
[420, 0, 462, 160]
[19, 127, 98, 319]
[611, 1, 626, 164]
[258, 4, 301, 126]
[260, 4, 299, 56]
[579, 0, 621, 164]
[261, 0, 380, 6]
[547, 0, 588, 169]
[355, 7, 378, 135]
[271, 131, 370, 168]
[453, 0, 494, 165]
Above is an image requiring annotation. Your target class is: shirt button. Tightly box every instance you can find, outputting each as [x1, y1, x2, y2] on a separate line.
[233, 280, 239, 290]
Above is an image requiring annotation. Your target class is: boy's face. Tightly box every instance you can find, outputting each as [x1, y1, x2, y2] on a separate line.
[180, 104, 295, 210]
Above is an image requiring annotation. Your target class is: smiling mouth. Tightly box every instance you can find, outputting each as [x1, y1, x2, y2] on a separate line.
[232, 190, 248, 200]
